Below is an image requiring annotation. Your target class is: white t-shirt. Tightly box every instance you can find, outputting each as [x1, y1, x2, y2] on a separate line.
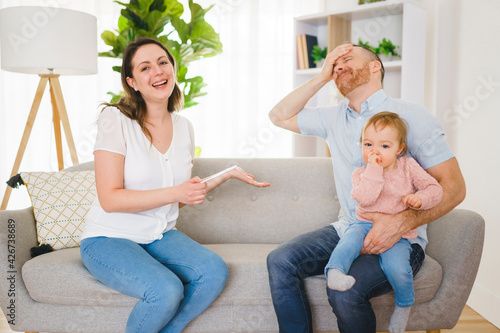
[81, 106, 195, 244]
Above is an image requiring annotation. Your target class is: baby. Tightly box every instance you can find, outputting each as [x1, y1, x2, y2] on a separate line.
[325, 111, 443, 333]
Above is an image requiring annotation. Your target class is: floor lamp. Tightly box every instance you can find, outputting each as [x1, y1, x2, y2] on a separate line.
[0, 6, 97, 210]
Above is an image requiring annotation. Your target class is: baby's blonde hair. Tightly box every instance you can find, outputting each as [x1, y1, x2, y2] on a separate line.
[361, 111, 408, 156]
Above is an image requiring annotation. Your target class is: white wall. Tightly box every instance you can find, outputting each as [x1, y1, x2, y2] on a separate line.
[420, 0, 500, 327]
[450, 1, 500, 327]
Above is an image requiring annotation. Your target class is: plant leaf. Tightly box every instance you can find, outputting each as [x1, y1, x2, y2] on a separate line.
[189, 0, 206, 24]
[101, 30, 117, 46]
[107, 91, 125, 103]
[137, 0, 155, 17]
[164, 0, 184, 17]
[146, 11, 171, 36]
[171, 16, 189, 43]
[176, 64, 188, 82]
[190, 21, 223, 55]
[117, 15, 130, 31]
[180, 75, 208, 109]
[149, 0, 165, 13]
[121, 8, 149, 31]
[99, 51, 116, 58]
[128, 0, 140, 9]
[183, 75, 207, 99]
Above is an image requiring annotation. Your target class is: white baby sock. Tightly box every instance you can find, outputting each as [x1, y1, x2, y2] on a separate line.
[388, 305, 411, 333]
[327, 268, 355, 291]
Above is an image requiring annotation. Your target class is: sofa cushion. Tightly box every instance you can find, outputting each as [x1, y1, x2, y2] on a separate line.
[20, 170, 96, 250]
[22, 243, 442, 308]
[22, 247, 138, 307]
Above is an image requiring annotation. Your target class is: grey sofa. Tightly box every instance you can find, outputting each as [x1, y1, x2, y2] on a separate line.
[0, 158, 484, 333]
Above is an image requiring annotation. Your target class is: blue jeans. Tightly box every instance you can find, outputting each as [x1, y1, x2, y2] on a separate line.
[80, 230, 228, 333]
[267, 225, 424, 333]
[325, 221, 414, 308]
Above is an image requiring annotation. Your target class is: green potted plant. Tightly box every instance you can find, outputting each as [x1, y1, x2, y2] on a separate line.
[358, 38, 400, 61]
[377, 37, 400, 60]
[99, 0, 222, 108]
[311, 45, 327, 67]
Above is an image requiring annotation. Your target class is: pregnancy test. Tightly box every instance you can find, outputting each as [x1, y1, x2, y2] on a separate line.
[201, 165, 238, 183]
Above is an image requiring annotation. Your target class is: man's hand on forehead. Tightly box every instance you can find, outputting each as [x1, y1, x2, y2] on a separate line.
[331, 44, 354, 71]
[318, 43, 353, 82]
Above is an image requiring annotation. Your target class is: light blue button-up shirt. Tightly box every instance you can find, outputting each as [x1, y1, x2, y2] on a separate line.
[297, 89, 454, 249]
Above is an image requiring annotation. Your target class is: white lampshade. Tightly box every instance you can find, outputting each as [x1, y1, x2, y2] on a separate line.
[0, 6, 97, 75]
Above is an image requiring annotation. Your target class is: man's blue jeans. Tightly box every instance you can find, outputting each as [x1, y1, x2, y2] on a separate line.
[267, 225, 424, 333]
[80, 230, 228, 333]
[325, 221, 414, 308]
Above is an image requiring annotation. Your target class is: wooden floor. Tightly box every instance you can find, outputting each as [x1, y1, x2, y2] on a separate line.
[414, 306, 499, 333]
[0, 305, 497, 333]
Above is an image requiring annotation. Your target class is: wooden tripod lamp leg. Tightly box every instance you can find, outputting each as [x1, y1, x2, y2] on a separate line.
[0, 76, 49, 210]
[1, 75, 80, 210]
[49, 79, 65, 171]
[49, 76, 79, 166]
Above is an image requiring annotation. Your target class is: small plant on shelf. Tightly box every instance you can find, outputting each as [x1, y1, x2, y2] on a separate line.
[358, 38, 400, 59]
[311, 45, 327, 65]
[377, 38, 400, 58]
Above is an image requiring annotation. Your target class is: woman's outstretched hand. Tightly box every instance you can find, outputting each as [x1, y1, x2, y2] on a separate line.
[228, 166, 270, 187]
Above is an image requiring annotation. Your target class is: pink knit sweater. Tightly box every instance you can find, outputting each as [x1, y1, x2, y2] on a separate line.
[351, 157, 443, 239]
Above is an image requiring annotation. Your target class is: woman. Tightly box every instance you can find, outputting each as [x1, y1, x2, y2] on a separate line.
[80, 37, 269, 333]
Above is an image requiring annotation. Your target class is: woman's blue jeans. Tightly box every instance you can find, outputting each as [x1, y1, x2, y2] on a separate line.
[80, 230, 228, 333]
[267, 225, 424, 333]
[325, 221, 414, 308]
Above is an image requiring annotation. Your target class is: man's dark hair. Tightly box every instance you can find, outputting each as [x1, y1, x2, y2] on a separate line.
[353, 44, 385, 83]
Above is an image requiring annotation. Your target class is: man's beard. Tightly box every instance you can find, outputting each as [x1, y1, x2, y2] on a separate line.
[335, 63, 371, 97]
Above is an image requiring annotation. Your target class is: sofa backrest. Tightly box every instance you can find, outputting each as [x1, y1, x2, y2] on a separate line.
[68, 158, 340, 244]
[181, 158, 339, 244]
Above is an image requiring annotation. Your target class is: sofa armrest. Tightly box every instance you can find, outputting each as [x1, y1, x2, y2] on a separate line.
[424, 208, 485, 327]
[0, 207, 38, 304]
[0, 207, 38, 267]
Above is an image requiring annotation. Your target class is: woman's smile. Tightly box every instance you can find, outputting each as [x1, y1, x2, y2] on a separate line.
[152, 79, 168, 88]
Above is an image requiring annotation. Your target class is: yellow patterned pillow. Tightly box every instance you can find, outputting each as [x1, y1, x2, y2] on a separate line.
[20, 170, 96, 250]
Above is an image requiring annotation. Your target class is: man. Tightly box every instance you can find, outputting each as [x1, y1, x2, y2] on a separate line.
[266, 43, 466, 333]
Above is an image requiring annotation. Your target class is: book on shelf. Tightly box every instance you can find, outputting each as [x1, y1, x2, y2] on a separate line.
[296, 34, 318, 70]
[296, 34, 306, 70]
[304, 34, 318, 69]
[300, 35, 308, 69]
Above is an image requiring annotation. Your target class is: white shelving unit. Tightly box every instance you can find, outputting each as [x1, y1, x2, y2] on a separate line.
[293, 0, 426, 157]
